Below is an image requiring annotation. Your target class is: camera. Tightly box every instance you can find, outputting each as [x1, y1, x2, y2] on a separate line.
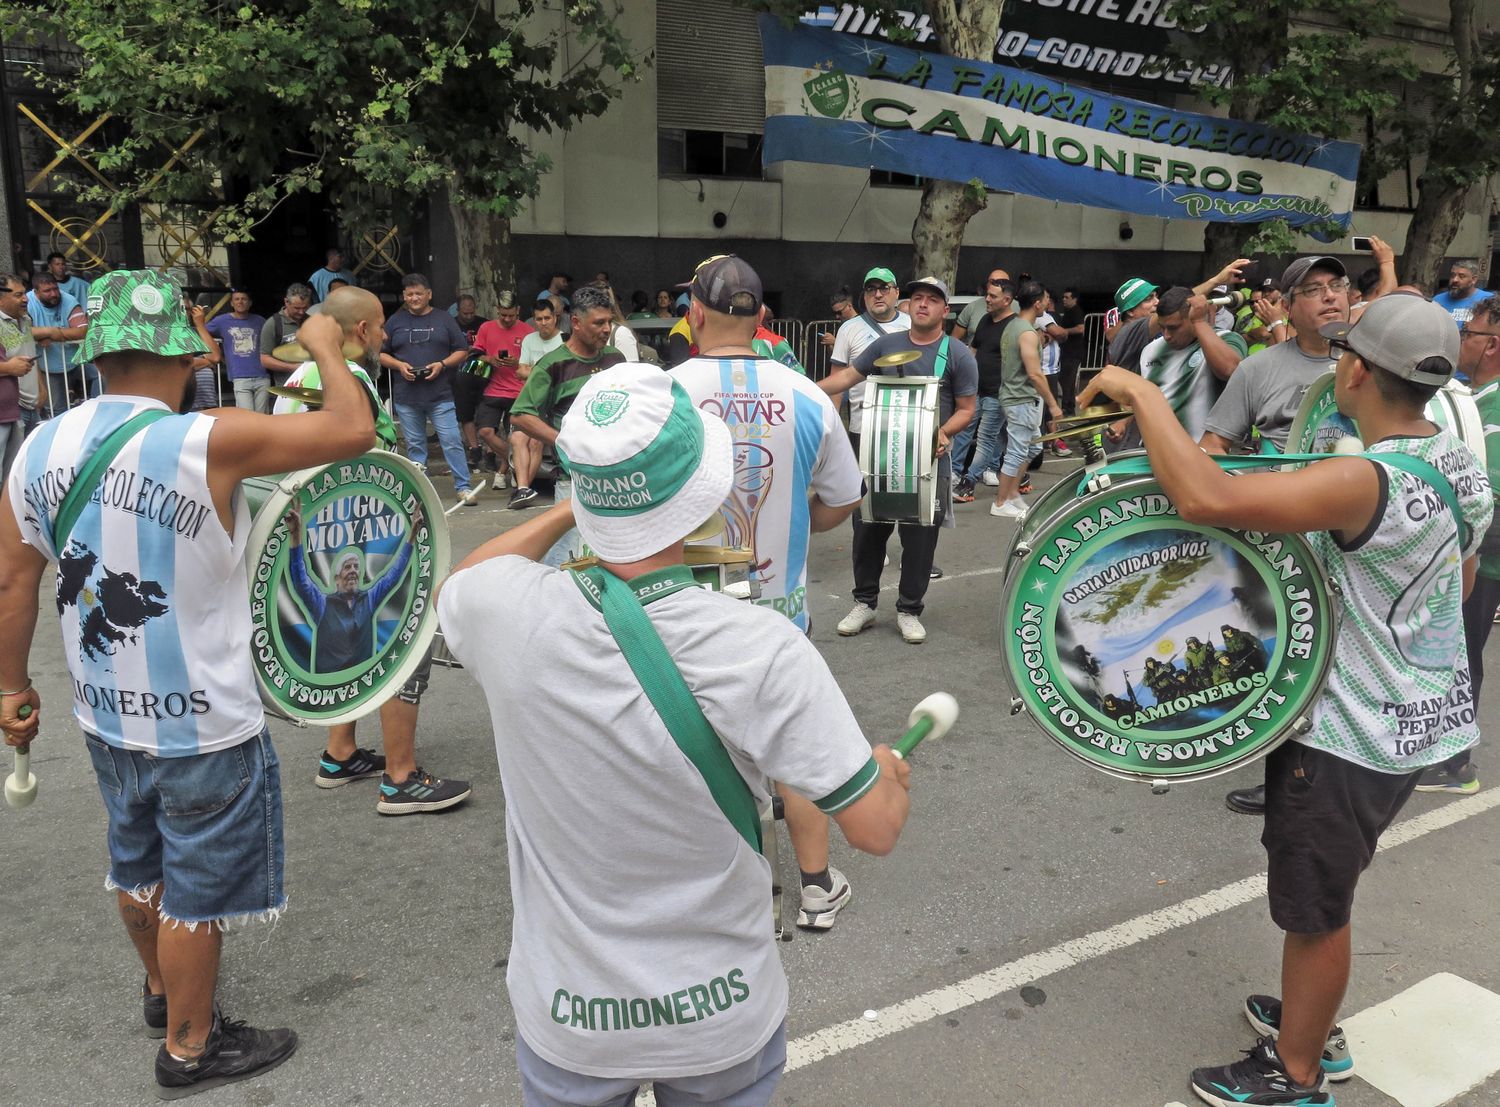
[412, 365, 432, 380]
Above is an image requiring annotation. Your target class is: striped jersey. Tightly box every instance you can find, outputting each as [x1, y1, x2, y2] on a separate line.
[671, 357, 862, 631]
[6, 397, 264, 756]
[1306, 430, 1493, 772]
[512, 344, 625, 432]
[1140, 329, 1248, 439]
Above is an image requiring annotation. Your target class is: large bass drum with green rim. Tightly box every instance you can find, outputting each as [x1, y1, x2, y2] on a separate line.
[857, 375, 940, 526]
[1000, 456, 1339, 785]
[1285, 372, 1486, 467]
[242, 450, 450, 726]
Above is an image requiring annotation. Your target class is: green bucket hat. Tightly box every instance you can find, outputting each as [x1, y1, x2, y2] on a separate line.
[77, 269, 208, 362]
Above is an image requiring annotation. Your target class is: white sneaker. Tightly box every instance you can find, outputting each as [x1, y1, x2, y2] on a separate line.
[837, 603, 877, 636]
[990, 499, 1027, 520]
[495, 471, 511, 490]
[796, 867, 852, 930]
[981, 470, 1000, 486]
[896, 612, 927, 644]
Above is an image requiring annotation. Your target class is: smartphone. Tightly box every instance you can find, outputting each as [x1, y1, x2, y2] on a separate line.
[1351, 236, 1373, 252]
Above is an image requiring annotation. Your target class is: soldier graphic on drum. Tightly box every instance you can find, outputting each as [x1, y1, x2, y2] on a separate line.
[1220, 624, 1268, 675]
[284, 500, 424, 673]
[1183, 636, 1218, 689]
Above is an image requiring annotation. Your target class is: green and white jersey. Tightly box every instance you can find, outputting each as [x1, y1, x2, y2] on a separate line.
[1139, 330, 1247, 440]
[437, 557, 880, 1079]
[1473, 380, 1500, 580]
[1306, 430, 1493, 773]
[274, 359, 398, 450]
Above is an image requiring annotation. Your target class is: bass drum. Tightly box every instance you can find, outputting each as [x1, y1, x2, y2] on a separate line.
[858, 375, 940, 525]
[1285, 372, 1486, 468]
[243, 450, 450, 726]
[1000, 456, 1339, 784]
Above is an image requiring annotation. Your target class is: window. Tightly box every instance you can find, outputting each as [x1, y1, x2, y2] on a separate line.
[659, 129, 765, 180]
[871, 169, 923, 188]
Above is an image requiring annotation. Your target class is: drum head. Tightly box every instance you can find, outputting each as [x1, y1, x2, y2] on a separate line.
[1284, 371, 1358, 461]
[1000, 470, 1338, 783]
[243, 450, 451, 726]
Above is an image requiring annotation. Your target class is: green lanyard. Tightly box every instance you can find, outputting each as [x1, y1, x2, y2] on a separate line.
[933, 336, 949, 380]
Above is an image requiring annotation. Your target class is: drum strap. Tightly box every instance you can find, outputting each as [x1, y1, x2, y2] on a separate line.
[569, 565, 763, 854]
[49, 409, 172, 553]
[933, 336, 950, 380]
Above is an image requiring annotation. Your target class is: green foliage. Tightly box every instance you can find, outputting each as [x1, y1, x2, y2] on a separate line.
[0, 0, 644, 239]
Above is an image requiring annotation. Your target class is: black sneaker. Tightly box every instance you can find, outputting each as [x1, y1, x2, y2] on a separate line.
[315, 747, 387, 789]
[509, 486, 539, 509]
[1084, 443, 1106, 465]
[144, 977, 167, 1039]
[154, 1014, 298, 1100]
[467, 445, 483, 469]
[1414, 760, 1480, 794]
[1244, 994, 1354, 1082]
[1190, 1037, 1331, 1106]
[1226, 783, 1267, 815]
[377, 768, 472, 815]
[929, 565, 944, 580]
[952, 479, 975, 503]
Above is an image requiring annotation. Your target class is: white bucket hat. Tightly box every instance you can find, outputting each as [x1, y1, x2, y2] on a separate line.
[556, 363, 733, 563]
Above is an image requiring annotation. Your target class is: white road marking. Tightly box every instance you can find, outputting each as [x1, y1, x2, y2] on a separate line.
[1343, 973, 1500, 1107]
[784, 785, 1500, 1072]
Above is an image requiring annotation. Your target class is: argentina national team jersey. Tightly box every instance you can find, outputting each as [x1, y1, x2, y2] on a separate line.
[6, 397, 265, 756]
[671, 356, 861, 631]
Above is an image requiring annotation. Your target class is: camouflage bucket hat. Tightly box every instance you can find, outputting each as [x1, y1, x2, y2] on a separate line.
[77, 269, 207, 362]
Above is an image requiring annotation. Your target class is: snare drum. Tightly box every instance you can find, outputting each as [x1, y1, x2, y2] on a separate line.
[858, 376, 940, 526]
[1286, 372, 1487, 469]
[243, 450, 451, 726]
[1000, 456, 1338, 784]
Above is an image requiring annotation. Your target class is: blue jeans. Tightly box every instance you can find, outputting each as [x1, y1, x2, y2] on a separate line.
[395, 397, 472, 493]
[1000, 399, 1043, 477]
[959, 396, 1005, 483]
[85, 727, 286, 926]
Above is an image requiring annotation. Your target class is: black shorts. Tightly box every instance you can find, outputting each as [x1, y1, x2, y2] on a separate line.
[476, 395, 515, 436]
[453, 370, 488, 425]
[1261, 742, 1420, 934]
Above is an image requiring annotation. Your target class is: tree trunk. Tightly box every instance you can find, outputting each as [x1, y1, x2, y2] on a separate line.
[448, 196, 514, 315]
[1402, 174, 1475, 293]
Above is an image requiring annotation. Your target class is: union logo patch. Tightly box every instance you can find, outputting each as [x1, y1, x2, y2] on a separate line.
[586, 389, 630, 426]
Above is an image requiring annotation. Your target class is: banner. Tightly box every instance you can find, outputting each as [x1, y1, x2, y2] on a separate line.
[801, 3, 1234, 92]
[761, 17, 1360, 237]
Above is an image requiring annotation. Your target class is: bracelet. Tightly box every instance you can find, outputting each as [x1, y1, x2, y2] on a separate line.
[0, 681, 32, 697]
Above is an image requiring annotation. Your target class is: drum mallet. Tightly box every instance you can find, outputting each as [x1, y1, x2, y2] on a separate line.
[5, 704, 37, 808]
[444, 479, 488, 516]
[892, 692, 960, 760]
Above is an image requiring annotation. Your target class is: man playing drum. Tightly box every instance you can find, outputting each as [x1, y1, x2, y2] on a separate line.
[670, 254, 866, 931]
[437, 364, 913, 1107]
[819, 276, 977, 644]
[1078, 294, 1491, 1107]
[0, 270, 377, 1096]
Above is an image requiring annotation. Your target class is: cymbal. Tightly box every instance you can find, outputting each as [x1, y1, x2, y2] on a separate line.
[684, 512, 727, 543]
[270, 339, 366, 363]
[269, 385, 325, 405]
[873, 349, 922, 368]
[1035, 417, 1119, 445]
[1053, 405, 1132, 427]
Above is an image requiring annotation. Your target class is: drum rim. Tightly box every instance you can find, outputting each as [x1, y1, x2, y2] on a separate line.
[998, 466, 1340, 784]
[1287, 372, 1486, 469]
[244, 448, 451, 726]
[858, 375, 941, 526]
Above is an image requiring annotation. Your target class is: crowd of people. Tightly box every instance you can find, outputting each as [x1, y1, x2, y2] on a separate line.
[0, 239, 1496, 1107]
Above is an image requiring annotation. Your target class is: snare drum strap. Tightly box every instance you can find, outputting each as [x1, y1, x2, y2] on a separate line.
[933, 336, 950, 380]
[569, 565, 763, 854]
[49, 409, 173, 554]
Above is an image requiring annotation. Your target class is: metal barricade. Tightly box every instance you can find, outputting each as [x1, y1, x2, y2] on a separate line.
[800, 318, 840, 382]
[1080, 312, 1112, 371]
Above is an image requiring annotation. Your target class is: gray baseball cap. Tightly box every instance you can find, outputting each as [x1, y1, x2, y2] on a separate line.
[1319, 294, 1460, 387]
[1280, 255, 1346, 295]
[903, 275, 950, 301]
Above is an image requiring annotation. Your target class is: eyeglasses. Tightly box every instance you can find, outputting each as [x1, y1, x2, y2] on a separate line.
[864, 283, 895, 293]
[1327, 338, 1355, 357]
[1460, 326, 1500, 340]
[1291, 277, 1351, 300]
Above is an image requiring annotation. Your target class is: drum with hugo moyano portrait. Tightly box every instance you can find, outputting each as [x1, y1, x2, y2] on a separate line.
[999, 453, 1340, 786]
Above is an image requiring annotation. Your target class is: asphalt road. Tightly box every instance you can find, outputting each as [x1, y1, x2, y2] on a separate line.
[4, 454, 1499, 1107]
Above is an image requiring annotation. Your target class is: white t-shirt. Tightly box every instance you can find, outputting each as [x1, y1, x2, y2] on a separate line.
[831, 310, 911, 433]
[6, 397, 264, 755]
[437, 558, 878, 1078]
[609, 324, 640, 362]
[520, 330, 564, 371]
[671, 356, 862, 631]
[1037, 312, 1061, 376]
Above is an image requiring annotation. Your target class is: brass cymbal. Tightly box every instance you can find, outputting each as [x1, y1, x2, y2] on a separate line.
[1076, 403, 1130, 420]
[873, 349, 922, 368]
[269, 385, 325, 406]
[270, 339, 366, 363]
[1035, 417, 1118, 445]
[684, 512, 727, 543]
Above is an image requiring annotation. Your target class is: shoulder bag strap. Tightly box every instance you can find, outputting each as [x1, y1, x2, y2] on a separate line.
[569, 566, 763, 853]
[51, 409, 173, 552]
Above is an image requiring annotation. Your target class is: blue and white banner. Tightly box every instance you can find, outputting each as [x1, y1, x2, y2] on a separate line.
[760, 17, 1360, 238]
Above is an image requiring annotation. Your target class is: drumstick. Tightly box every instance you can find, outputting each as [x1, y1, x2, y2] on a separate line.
[892, 692, 960, 760]
[444, 479, 489, 516]
[5, 704, 37, 808]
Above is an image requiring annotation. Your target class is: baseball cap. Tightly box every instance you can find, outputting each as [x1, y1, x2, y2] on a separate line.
[864, 267, 898, 288]
[1114, 277, 1157, 313]
[903, 275, 950, 301]
[1318, 295, 1459, 387]
[1280, 256, 1346, 295]
[77, 270, 207, 362]
[556, 364, 734, 563]
[679, 255, 763, 316]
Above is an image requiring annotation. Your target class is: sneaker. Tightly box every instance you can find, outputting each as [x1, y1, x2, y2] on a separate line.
[1084, 444, 1106, 465]
[457, 487, 482, 508]
[1052, 440, 1072, 456]
[1415, 761, 1479, 794]
[990, 500, 1027, 520]
[1244, 995, 1355, 1082]
[929, 565, 943, 580]
[144, 977, 167, 1039]
[509, 486, 539, 509]
[467, 446, 483, 469]
[1018, 478, 1033, 495]
[837, 602, 877, 636]
[1190, 1038, 1331, 1106]
[495, 470, 511, 490]
[952, 479, 975, 503]
[1226, 783, 1267, 815]
[897, 612, 927, 644]
[981, 470, 1000, 487]
[377, 768, 473, 815]
[316, 747, 386, 789]
[154, 1014, 299, 1101]
[796, 867, 852, 930]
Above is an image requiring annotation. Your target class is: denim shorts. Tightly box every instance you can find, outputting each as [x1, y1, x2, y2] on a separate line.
[1000, 400, 1043, 477]
[85, 727, 286, 927]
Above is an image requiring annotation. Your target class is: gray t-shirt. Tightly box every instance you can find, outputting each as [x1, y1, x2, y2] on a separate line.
[1202, 340, 1338, 450]
[954, 297, 988, 336]
[1107, 316, 1153, 372]
[852, 331, 979, 428]
[999, 313, 1042, 406]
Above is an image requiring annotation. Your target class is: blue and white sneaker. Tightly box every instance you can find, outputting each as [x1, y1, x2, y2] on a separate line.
[316, 747, 386, 789]
[1190, 1037, 1332, 1106]
[1245, 994, 1354, 1082]
[377, 768, 472, 815]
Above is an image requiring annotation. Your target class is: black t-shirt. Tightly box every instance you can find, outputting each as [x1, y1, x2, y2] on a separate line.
[1056, 304, 1086, 366]
[969, 311, 1019, 397]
